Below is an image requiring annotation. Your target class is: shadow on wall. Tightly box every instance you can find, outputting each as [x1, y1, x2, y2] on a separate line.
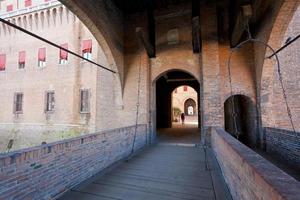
[224, 95, 258, 148]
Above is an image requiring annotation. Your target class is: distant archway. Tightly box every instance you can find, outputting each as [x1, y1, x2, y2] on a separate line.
[184, 98, 196, 116]
[154, 70, 200, 129]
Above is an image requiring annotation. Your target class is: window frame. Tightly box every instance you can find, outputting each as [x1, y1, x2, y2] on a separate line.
[82, 52, 92, 61]
[79, 89, 91, 114]
[38, 48, 46, 68]
[45, 91, 55, 113]
[18, 51, 26, 69]
[18, 62, 25, 69]
[59, 58, 68, 65]
[38, 60, 46, 68]
[14, 92, 24, 114]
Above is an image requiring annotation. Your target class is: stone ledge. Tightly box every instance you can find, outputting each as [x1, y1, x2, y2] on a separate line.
[0, 124, 147, 167]
[211, 127, 300, 200]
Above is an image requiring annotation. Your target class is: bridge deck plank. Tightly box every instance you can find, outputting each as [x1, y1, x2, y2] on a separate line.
[60, 141, 231, 200]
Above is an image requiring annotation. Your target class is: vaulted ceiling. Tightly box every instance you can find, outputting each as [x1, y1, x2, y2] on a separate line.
[112, 0, 189, 14]
[112, 0, 275, 46]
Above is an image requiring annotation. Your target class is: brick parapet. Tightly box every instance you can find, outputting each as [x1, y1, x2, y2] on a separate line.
[0, 124, 147, 200]
[211, 127, 300, 200]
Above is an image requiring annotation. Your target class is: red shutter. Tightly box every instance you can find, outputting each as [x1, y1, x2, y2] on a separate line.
[25, 0, 32, 7]
[82, 40, 92, 53]
[60, 43, 68, 59]
[38, 48, 46, 61]
[0, 54, 6, 70]
[19, 51, 26, 64]
[7, 4, 13, 12]
[183, 86, 188, 91]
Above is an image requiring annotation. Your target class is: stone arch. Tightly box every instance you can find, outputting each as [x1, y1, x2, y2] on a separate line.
[40, 11, 45, 28]
[260, 2, 299, 129]
[11, 18, 16, 34]
[153, 68, 200, 87]
[46, 10, 51, 27]
[17, 17, 21, 27]
[52, 8, 57, 25]
[154, 69, 201, 129]
[58, 0, 123, 107]
[28, 14, 33, 30]
[224, 94, 257, 148]
[34, 13, 39, 30]
[184, 98, 196, 116]
[59, 6, 64, 24]
[6, 19, 11, 34]
[23, 16, 27, 29]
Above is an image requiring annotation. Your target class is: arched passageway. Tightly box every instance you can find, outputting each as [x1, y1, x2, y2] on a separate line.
[224, 95, 257, 148]
[155, 70, 201, 144]
[184, 98, 196, 116]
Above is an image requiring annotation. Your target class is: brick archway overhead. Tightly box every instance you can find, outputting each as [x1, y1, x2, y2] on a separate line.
[259, 1, 299, 128]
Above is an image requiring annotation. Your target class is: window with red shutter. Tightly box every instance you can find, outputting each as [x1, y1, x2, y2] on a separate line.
[59, 43, 68, 64]
[82, 40, 92, 60]
[38, 48, 46, 67]
[7, 4, 13, 12]
[183, 86, 188, 91]
[0, 54, 6, 71]
[25, 0, 32, 7]
[19, 51, 26, 69]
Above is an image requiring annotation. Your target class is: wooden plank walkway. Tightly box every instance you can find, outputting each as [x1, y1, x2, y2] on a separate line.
[59, 144, 231, 200]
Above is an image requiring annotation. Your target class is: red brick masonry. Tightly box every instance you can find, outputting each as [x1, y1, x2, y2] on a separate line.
[0, 125, 147, 200]
[211, 127, 300, 200]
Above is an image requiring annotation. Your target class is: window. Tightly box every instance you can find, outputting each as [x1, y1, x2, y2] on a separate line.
[7, 4, 13, 12]
[14, 93, 23, 113]
[183, 86, 188, 92]
[59, 43, 68, 64]
[38, 48, 46, 67]
[0, 54, 5, 71]
[45, 91, 55, 112]
[82, 40, 92, 60]
[80, 89, 90, 113]
[25, 0, 32, 7]
[167, 29, 179, 45]
[18, 51, 25, 69]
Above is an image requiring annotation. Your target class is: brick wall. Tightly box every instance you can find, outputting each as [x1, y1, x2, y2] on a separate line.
[0, 124, 147, 200]
[256, 1, 300, 131]
[265, 127, 300, 170]
[0, 4, 107, 151]
[211, 127, 300, 200]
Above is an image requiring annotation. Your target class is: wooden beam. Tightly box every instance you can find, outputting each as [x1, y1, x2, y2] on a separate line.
[136, 27, 155, 58]
[231, 4, 252, 46]
[192, 16, 201, 53]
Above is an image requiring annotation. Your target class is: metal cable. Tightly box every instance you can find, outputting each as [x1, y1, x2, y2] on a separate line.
[227, 22, 296, 136]
[0, 17, 116, 74]
[130, 45, 143, 155]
